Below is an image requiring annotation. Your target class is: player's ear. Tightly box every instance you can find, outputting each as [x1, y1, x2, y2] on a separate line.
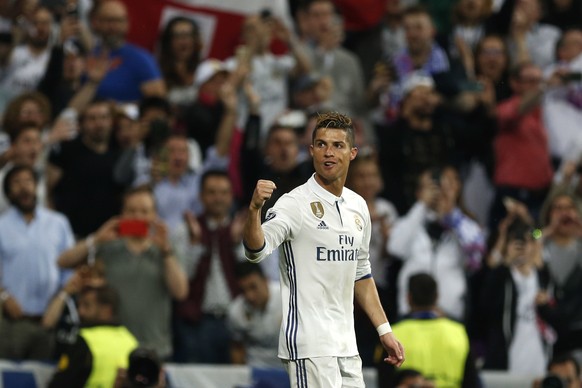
[350, 146, 358, 161]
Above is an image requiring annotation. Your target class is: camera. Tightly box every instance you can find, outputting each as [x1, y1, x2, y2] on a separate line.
[541, 374, 568, 388]
[126, 348, 161, 387]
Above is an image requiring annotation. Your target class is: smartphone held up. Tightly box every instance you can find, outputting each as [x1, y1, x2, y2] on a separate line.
[118, 219, 149, 238]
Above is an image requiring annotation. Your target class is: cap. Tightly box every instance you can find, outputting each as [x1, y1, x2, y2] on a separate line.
[401, 72, 434, 96]
[276, 110, 307, 128]
[117, 103, 139, 121]
[194, 59, 229, 87]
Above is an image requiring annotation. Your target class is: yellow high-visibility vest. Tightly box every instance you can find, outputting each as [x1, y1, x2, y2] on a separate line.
[80, 325, 139, 388]
[393, 317, 469, 388]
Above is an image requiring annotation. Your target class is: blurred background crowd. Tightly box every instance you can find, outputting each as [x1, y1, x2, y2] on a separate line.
[0, 0, 582, 386]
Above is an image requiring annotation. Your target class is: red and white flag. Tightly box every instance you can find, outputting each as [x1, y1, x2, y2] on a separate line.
[122, 0, 292, 58]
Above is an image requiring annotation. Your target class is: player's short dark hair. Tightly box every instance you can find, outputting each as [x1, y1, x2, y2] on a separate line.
[408, 273, 438, 308]
[234, 261, 265, 280]
[312, 111, 355, 147]
[3, 165, 38, 200]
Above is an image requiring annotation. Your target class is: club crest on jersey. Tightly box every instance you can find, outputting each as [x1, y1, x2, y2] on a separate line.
[354, 215, 363, 231]
[310, 202, 324, 218]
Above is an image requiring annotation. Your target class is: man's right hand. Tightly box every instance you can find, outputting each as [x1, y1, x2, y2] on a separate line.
[250, 180, 277, 210]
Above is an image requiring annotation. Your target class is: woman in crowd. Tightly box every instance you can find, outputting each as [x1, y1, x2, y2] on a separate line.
[158, 17, 203, 109]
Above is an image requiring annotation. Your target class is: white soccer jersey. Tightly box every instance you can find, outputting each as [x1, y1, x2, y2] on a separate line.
[245, 175, 372, 360]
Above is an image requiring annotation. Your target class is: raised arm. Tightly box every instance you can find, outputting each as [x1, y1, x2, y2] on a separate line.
[152, 220, 188, 300]
[57, 217, 119, 268]
[243, 180, 277, 254]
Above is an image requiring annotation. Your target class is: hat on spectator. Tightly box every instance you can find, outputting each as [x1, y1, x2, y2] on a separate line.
[402, 72, 435, 96]
[117, 103, 139, 121]
[194, 59, 229, 87]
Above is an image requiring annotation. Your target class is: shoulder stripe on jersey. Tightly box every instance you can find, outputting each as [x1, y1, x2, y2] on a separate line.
[283, 241, 299, 360]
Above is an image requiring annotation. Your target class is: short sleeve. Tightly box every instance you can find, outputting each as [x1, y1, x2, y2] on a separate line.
[134, 49, 162, 84]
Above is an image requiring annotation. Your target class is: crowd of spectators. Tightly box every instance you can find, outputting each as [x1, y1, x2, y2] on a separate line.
[0, 0, 581, 386]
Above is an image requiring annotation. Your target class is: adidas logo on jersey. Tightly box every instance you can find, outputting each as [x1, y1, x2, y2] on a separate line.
[317, 221, 329, 230]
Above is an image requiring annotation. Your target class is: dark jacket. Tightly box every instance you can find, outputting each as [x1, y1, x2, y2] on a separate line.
[481, 264, 551, 370]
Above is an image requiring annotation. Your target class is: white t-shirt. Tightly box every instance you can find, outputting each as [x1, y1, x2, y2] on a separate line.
[543, 52, 582, 160]
[508, 267, 547, 376]
[227, 53, 295, 138]
[0, 45, 50, 114]
[227, 281, 282, 368]
[245, 175, 372, 360]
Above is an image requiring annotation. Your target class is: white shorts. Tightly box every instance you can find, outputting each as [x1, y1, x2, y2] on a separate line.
[283, 355, 364, 388]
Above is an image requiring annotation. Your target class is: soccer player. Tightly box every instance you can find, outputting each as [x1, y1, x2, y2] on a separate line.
[243, 111, 404, 387]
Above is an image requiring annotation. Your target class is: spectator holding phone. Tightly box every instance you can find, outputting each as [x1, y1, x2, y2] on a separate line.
[57, 186, 188, 360]
[388, 166, 485, 322]
[481, 217, 551, 376]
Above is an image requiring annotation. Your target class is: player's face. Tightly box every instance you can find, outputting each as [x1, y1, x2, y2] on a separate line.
[310, 127, 357, 186]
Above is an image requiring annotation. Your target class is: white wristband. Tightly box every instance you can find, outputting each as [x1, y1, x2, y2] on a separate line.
[376, 322, 392, 336]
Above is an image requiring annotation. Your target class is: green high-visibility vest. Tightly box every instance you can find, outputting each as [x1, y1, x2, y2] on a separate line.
[80, 325, 139, 388]
[393, 317, 469, 388]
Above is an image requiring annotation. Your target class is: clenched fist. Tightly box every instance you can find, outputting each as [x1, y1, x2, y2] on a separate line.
[250, 180, 277, 210]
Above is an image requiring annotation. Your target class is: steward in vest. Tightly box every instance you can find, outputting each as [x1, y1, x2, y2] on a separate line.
[375, 273, 481, 388]
[49, 286, 138, 388]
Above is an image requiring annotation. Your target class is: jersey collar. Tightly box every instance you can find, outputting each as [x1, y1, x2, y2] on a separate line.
[307, 174, 344, 205]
